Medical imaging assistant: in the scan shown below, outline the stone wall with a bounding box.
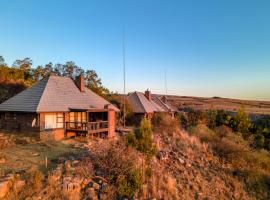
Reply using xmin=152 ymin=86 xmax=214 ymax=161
xmin=107 ymin=109 xmax=116 ymax=139
xmin=39 ymin=112 xmax=65 ymax=141
xmin=0 ymin=112 xmax=40 ymax=133
xmin=40 ymin=129 xmax=65 ymax=141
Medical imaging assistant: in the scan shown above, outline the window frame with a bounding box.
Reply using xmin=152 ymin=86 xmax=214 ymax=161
xmin=44 ymin=113 xmax=64 ymax=130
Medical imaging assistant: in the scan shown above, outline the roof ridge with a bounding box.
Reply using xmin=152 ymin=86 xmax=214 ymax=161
xmin=36 ymin=76 xmax=51 ymax=112
xmin=134 ymin=92 xmax=148 ymax=113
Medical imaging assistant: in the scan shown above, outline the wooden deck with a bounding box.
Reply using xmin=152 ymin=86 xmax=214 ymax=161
xmin=65 ymin=121 xmax=109 ymax=136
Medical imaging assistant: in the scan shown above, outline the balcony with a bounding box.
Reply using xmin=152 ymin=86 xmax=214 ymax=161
xmin=65 ymin=121 xmax=108 ymax=133
xmin=66 ymin=122 xmax=88 ymax=131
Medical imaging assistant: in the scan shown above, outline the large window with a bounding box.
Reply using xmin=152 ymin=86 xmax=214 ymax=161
xmin=69 ymin=112 xmax=87 ymax=122
xmin=45 ymin=113 xmax=64 ymax=129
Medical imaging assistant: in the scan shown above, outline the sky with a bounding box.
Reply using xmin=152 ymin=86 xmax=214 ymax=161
xmin=0 ymin=0 xmax=269 ymax=100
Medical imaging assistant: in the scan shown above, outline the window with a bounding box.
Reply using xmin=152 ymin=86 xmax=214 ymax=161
xmin=4 ymin=112 xmax=11 ymax=120
xmin=69 ymin=112 xmax=75 ymax=122
xmin=82 ymin=112 xmax=86 ymax=122
xmin=45 ymin=113 xmax=64 ymax=129
xmin=13 ymin=113 xmax=17 ymax=120
xmin=56 ymin=113 xmax=64 ymax=128
xmin=69 ymin=112 xmax=87 ymax=122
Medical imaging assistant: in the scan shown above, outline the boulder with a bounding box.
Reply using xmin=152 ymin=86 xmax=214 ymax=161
xmin=0 ymin=157 xmax=6 ymax=164
xmin=0 ymin=180 xmax=12 ymax=198
xmin=13 ymin=180 xmax=26 ymax=193
xmin=92 ymin=182 xmax=100 ymax=190
xmin=178 ymin=157 xmax=185 ymax=164
xmin=86 ymin=188 xmax=98 ymax=200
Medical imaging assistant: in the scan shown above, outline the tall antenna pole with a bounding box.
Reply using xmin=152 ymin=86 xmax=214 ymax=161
xmin=165 ymin=68 xmax=168 ymax=95
xmin=123 ymin=26 xmax=126 ymax=127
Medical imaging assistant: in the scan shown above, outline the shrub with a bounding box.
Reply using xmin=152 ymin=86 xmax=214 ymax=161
xmin=188 ymin=124 xmax=217 ymax=143
xmin=186 ymin=109 xmax=205 ymax=127
xmin=92 ymin=140 xmax=142 ymax=198
xmin=30 ymin=170 xmax=45 ymax=191
xmin=153 ymin=114 xmax=180 ymax=135
xmin=216 ymin=110 xmax=232 ymax=126
xmin=205 ymin=110 xmax=217 ymax=129
xmin=126 ymin=117 xmax=157 ymax=158
xmin=234 ymin=106 xmax=252 ymax=135
xmin=215 ymin=125 xmax=231 ymax=139
xmin=176 ymin=112 xmax=188 ymax=129
xmin=254 ymin=134 xmax=265 ymax=149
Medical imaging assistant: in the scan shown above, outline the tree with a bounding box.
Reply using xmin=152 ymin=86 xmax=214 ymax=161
xmin=85 ymin=69 xmax=109 ymax=95
xmin=234 ymin=106 xmax=252 ymax=135
xmin=33 ymin=65 xmax=44 ymax=81
xmin=126 ymin=117 xmax=157 ymax=158
xmin=43 ymin=62 xmax=53 ymax=78
xmin=12 ymin=58 xmax=32 ymax=72
xmin=0 ymin=56 xmax=5 ymax=66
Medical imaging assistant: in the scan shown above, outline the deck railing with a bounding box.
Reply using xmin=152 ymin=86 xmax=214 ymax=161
xmin=88 ymin=121 xmax=108 ymax=130
xmin=66 ymin=122 xmax=88 ymax=131
xmin=65 ymin=121 xmax=108 ymax=131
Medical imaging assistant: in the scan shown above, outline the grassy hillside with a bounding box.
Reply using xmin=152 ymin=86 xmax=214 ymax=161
xmin=166 ymin=95 xmax=270 ymax=114
xmin=1 ymin=114 xmax=270 ymax=199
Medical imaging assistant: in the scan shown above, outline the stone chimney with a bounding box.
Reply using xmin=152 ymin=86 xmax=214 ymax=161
xmin=75 ymin=74 xmax=85 ymax=92
xmin=144 ymin=89 xmax=151 ymax=101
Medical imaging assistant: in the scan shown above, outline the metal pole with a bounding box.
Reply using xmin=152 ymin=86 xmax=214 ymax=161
xmin=165 ymin=68 xmax=168 ymax=95
xmin=123 ymin=26 xmax=126 ymax=127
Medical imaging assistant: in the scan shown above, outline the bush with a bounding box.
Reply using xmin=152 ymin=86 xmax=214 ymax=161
xmin=234 ymin=107 xmax=252 ymax=136
xmin=254 ymin=134 xmax=265 ymax=149
xmin=30 ymin=170 xmax=45 ymax=191
xmin=186 ymin=109 xmax=205 ymax=127
xmin=205 ymin=110 xmax=217 ymax=129
xmin=126 ymin=117 xmax=157 ymax=158
xmin=92 ymin=140 xmax=142 ymax=198
xmin=176 ymin=112 xmax=188 ymax=129
xmin=188 ymin=124 xmax=217 ymax=143
xmin=216 ymin=110 xmax=232 ymax=126
xmin=153 ymin=113 xmax=180 ymax=135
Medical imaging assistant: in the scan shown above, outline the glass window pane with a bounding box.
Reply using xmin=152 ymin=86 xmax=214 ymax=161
xmin=82 ymin=112 xmax=86 ymax=122
xmin=70 ymin=112 xmax=75 ymax=122
xmin=45 ymin=114 xmax=55 ymax=129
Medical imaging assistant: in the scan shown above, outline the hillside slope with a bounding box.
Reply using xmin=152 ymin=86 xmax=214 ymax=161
xmin=142 ymin=121 xmax=254 ymax=199
xmin=165 ymin=95 xmax=270 ymax=114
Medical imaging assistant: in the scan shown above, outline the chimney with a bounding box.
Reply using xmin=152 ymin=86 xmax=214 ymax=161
xmin=144 ymin=89 xmax=151 ymax=101
xmin=75 ymin=74 xmax=85 ymax=92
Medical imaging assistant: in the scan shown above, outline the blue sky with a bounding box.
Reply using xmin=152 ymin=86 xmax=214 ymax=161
xmin=0 ymin=0 xmax=269 ymax=100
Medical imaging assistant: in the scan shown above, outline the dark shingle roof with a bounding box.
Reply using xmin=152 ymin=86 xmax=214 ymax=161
xmin=0 ymin=75 xmax=119 ymax=112
xmin=127 ymin=91 xmax=175 ymax=114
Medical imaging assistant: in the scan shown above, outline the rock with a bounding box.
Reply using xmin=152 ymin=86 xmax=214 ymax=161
xmin=13 ymin=180 xmax=26 ymax=192
xmin=48 ymin=169 xmax=62 ymax=185
xmin=72 ymin=160 xmax=80 ymax=165
xmin=65 ymin=160 xmax=72 ymax=171
xmin=92 ymin=182 xmax=100 ymax=190
xmin=86 ymin=188 xmax=98 ymax=200
xmin=0 ymin=180 xmax=12 ymax=198
xmin=0 ymin=157 xmax=6 ymax=164
xmin=178 ymin=157 xmax=185 ymax=164
xmin=82 ymin=178 xmax=93 ymax=188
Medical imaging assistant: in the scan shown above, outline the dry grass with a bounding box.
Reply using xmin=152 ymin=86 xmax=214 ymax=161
xmin=144 ymin=116 xmax=254 ymax=199
xmin=0 ymin=132 xmax=84 ymax=176
xmin=167 ymin=95 xmax=270 ymax=114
